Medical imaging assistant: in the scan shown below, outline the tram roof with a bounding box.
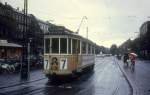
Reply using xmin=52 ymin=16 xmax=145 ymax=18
xmin=44 ymin=30 xmax=96 ymax=45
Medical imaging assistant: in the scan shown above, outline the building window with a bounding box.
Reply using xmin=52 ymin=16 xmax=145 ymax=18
xmin=60 ymin=38 xmax=67 ymax=54
xmin=52 ymin=38 xmax=59 ymax=53
xmin=45 ymin=38 xmax=50 ymax=53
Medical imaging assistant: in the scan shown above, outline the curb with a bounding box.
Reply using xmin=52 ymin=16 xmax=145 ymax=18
xmin=115 ymin=58 xmax=139 ymax=95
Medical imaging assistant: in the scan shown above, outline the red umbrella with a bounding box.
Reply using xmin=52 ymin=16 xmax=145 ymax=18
xmin=129 ymin=52 xmax=138 ymax=57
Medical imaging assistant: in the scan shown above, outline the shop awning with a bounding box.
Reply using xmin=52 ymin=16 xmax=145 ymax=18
xmin=0 ymin=41 xmax=22 ymax=48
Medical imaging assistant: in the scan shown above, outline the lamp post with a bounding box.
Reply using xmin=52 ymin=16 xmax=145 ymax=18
xmin=20 ymin=0 xmax=29 ymax=80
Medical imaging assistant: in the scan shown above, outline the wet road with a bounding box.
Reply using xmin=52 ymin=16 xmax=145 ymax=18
xmin=0 ymin=57 xmax=132 ymax=95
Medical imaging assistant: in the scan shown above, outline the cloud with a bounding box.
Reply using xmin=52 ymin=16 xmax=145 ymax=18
xmin=3 ymin=0 xmax=150 ymax=47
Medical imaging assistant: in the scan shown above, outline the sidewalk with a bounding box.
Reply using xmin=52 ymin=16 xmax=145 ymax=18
xmin=0 ymin=69 xmax=45 ymax=88
xmin=117 ymin=58 xmax=150 ymax=95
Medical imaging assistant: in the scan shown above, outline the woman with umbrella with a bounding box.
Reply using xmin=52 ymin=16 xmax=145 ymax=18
xmin=129 ymin=52 xmax=137 ymax=70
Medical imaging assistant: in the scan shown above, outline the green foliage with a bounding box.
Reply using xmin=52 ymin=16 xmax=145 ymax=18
xmin=110 ymin=44 xmax=119 ymax=55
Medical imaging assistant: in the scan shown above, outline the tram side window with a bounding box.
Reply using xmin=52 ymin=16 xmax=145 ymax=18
xmin=92 ymin=46 xmax=95 ymax=54
xmin=52 ymin=38 xmax=59 ymax=53
xmin=82 ymin=42 xmax=86 ymax=54
xmin=78 ymin=40 xmax=80 ymax=54
xmin=60 ymin=38 xmax=67 ymax=54
xmin=68 ymin=38 xmax=71 ymax=54
xmin=45 ymin=38 xmax=50 ymax=53
xmin=72 ymin=39 xmax=77 ymax=54
xmin=88 ymin=44 xmax=91 ymax=54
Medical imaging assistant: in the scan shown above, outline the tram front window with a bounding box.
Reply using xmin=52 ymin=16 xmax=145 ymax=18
xmin=52 ymin=38 xmax=59 ymax=53
xmin=45 ymin=38 xmax=50 ymax=53
xmin=60 ymin=38 xmax=67 ymax=54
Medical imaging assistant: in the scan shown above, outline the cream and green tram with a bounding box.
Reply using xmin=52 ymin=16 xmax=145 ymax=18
xmin=44 ymin=33 xmax=95 ymax=80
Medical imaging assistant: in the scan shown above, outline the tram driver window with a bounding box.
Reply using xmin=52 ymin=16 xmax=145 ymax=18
xmin=45 ymin=38 xmax=50 ymax=53
xmin=52 ymin=38 xmax=59 ymax=53
xmin=60 ymin=38 xmax=67 ymax=54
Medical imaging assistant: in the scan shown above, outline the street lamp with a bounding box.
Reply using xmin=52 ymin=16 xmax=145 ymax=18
xmin=20 ymin=0 xmax=29 ymax=80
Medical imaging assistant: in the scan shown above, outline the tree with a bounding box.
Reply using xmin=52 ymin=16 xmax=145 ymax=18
xmin=110 ymin=44 xmax=118 ymax=55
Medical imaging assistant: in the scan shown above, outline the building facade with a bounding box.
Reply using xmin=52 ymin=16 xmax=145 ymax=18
xmin=0 ymin=2 xmax=43 ymax=60
xmin=139 ymin=21 xmax=150 ymax=59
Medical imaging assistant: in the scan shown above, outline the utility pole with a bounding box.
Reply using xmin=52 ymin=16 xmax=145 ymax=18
xmin=86 ymin=27 xmax=88 ymax=39
xmin=20 ymin=0 xmax=29 ymax=80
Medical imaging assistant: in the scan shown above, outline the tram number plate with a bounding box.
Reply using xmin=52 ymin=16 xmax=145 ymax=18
xmin=60 ymin=58 xmax=67 ymax=70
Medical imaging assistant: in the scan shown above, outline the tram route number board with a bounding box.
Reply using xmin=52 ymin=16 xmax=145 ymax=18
xmin=60 ymin=58 xmax=67 ymax=70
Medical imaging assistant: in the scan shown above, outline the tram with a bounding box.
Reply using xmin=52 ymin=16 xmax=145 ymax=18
xmin=44 ymin=30 xmax=95 ymax=80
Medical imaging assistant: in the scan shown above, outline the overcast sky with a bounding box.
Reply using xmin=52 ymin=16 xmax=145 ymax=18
xmin=2 ymin=0 xmax=150 ymax=47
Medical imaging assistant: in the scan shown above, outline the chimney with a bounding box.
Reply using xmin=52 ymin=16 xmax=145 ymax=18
xmin=16 ymin=7 xmax=19 ymax=11
xmin=5 ymin=2 xmax=7 ymax=5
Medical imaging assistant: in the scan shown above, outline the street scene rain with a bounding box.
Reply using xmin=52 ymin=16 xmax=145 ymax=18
xmin=0 ymin=0 xmax=150 ymax=95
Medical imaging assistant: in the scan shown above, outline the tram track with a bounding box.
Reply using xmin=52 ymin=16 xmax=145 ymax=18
xmin=0 ymin=57 xmax=133 ymax=95
xmin=0 ymin=77 xmax=47 ymax=90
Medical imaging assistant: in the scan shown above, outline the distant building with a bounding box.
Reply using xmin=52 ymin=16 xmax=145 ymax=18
xmin=140 ymin=21 xmax=150 ymax=36
xmin=38 ymin=20 xmax=49 ymax=34
xmin=0 ymin=2 xmax=31 ymax=43
xmin=139 ymin=21 xmax=150 ymax=59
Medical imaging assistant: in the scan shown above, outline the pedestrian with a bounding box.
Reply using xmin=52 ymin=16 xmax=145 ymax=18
xmin=123 ymin=53 xmax=129 ymax=66
xmin=129 ymin=53 xmax=136 ymax=70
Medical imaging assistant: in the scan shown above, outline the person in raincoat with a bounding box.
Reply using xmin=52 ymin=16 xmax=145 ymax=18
xmin=123 ymin=53 xmax=129 ymax=66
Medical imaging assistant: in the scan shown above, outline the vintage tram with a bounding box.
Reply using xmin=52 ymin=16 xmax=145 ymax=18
xmin=44 ymin=30 xmax=95 ymax=80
